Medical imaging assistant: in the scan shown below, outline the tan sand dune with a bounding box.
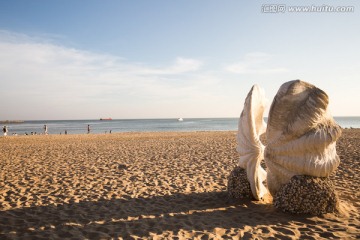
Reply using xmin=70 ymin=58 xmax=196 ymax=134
xmin=0 ymin=130 xmax=359 ymax=239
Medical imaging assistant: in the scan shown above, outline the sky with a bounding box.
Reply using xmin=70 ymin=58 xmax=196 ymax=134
xmin=0 ymin=0 xmax=359 ymax=120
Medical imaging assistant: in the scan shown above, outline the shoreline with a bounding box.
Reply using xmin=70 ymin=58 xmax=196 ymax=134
xmin=1 ymin=129 xmax=239 ymax=135
xmin=1 ymin=130 xmax=359 ymax=238
xmin=2 ymin=128 xmax=360 ymax=137
xmin=2 ymin=117 xmax=360 ymax=136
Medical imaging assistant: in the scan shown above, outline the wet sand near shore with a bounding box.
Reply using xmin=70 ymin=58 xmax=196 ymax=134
xmin=0 ymin=130 xmax=359 ymax=239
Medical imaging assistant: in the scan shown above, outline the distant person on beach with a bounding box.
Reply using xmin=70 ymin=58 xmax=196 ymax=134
xmin=3 ymin=126 xmax=8 ymax=136
xmin=65 ymin=130 xmax=67 ymax=135
xmin=44 ymin=124 xmax=48 ymax=135
xmin=87 ymin=125 xmax=90 ymax=134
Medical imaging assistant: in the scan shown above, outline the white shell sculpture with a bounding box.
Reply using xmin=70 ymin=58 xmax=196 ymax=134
xmin=237 ymin=84 xmax=268 ymax=200
xmin=265 ymin=80 xmax=342 ymax=196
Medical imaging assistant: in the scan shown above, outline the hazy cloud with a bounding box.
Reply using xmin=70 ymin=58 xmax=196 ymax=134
xmin=134 ymin=57 xmax=203 ymax=75
xmin=0 ymin=30 xmax=224 ymax=119
xmin=225 ymin=52 xmax=289 ymax=74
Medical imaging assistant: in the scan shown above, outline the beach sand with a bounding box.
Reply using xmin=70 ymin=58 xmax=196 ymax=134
xmin=0 ymin=130 xmax=359 ymax=239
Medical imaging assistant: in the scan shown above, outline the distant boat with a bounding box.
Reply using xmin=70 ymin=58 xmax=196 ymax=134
xmin=100 ymin=118 xmax=112 ymax=120
xmin=177 ymin=118 xmax=184 ymax=121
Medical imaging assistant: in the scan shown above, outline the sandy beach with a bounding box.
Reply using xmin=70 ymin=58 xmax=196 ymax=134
xmin=0 ymin=130 xmax=359 ymax=239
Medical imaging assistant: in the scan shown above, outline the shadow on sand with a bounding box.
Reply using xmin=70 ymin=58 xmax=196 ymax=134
xmin=0 ymin=191 xmax=317 ymax=239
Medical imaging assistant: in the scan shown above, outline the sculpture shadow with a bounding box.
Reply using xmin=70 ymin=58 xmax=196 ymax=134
xmin=0 ymin=191 xmax=315 ymax=239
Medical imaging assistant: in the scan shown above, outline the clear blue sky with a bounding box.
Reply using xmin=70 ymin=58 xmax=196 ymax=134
xmin=0 ymin=0 xmax=359 ymax=120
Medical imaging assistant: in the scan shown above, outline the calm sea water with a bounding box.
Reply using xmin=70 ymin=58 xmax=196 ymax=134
xmin=3 ymin=117 xmax=360 ymax=135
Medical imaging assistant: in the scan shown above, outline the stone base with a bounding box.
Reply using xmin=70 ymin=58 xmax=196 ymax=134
xmin=227 ymin=166 xmax=253 ymax=199
xmin=274 ymin=175 xmax=339 ymax=215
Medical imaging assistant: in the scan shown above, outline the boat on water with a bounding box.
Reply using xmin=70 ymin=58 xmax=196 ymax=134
xmin=100 ymin=118 xmax=112 ymax=121
xmin=177 ymin=118 xmax=184 ymax=121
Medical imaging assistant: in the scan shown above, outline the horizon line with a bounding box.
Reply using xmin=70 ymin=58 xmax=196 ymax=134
xmin=1 ymin=116 xmax=360 ymax=122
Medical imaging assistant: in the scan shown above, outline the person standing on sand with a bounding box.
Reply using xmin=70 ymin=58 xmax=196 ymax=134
xmin=3 ymin=125 xmax=8 ymax=136
xmin=87 ymin=124 xmax=90 ymax=134
xmin=44 ymin=124 xmax=48 ymax=135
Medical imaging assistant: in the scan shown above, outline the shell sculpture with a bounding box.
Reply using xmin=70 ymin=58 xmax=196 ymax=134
xmin=265 ymin=80 xmax=342 ymax=196
xmin=236 ymin=84 xmax=268 ymax=200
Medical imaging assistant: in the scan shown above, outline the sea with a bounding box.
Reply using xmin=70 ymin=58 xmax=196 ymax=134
xmin=2 ymin=117 xmax=360 ymax=135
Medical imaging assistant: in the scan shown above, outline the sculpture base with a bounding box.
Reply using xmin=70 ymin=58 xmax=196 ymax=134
xmin=274 ymin=175 xmax=339 ymax=215
xmin=227 ymin=166 xmax=253 ymax=199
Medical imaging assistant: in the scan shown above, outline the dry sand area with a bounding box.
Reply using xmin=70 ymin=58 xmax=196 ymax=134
xmin=0 ymin=130 xmax=359 ymax=239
